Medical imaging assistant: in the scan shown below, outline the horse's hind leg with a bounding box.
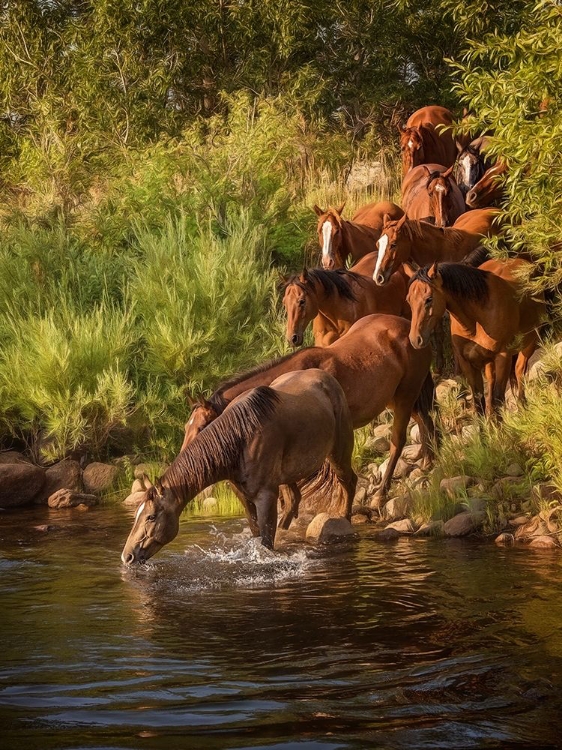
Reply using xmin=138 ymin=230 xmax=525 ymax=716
xmin=254 ymin=488 xmax=279 ymax=550
xmin=491 ymin=352 xmax=512 ymax=414
xmin=278 ymin=483 xmax=301 ymax=529
xmin=514 ymin=335 xmax=539 ymax=403
xmin=411 ymin=372 xmax=438 ymax=467
xmin=372 ymin=399 xmax=410 ymax=508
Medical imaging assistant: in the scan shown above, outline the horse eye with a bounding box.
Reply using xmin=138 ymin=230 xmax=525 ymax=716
xmin=146 ymin=514 xmax=156 ymax=522
xmin=425 ymin=297 xmax=433 ymax=307
xmin=298 ymin=299 xmax=305 ymax=306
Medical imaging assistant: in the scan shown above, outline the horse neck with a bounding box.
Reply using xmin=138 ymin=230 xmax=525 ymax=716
xmin=340 ymin=219 xmax=376 ymax=261
xmin=313 ymin=279 xmax=355 ymax=326
xmin=162 ymin=441 xmax=232 ymax=510
xmin=441 ymin=286 xmax=488 ymax=331
xmin=405 ymin=222 xmax=456 ymax=264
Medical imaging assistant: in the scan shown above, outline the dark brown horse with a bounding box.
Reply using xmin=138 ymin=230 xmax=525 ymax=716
xmin=282 ymin=267 xmax=408 ymax=347
xmin=405 ymin=260 xmax=545 ymax=416
xmin=400 ymin=106 xmax=457 ymax=176
xmin=122 ymin=369 xmax=356 ymax=561
xmin=182 ymin=314 xmax=437 ymax=504
xmin=465 ymin=160 xmax=508 ymax=209
xmin=401 ymin=163 xmax=465 ymax=227
xmin=314 ymin=201 xmax=404 ymax=269
xmin=372 ymin=209 xmax=501 ymax=287
xmin=454 ymin=136 xmax=494 ymax=197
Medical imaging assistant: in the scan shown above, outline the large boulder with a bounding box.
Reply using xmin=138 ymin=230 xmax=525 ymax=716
xmin=37 ymin=459 xmax=82 ymax=504
xmin=381 ymin=495 xmax=412 ymax=521
xmin=123 ymin=490 xmax=146 ymax=507
xmin=47 ymin=489 xmax=98 ymax=509
xmin=0 ymin=450 xmax=29 ymax=464
xmin=305 ymin=513 xmax=355 ymax=544
xmin=385 ymin=518 xmax=415 ymax=534
xmin=443 ymin=510 xmax=486 ymax=537
xmin=83 ymin=462 xmax=121 ymax=494
xmin=440 ymin=475 xmax=475 ymax=498
xmin=0 ymin=464 xmax=46 ymax=508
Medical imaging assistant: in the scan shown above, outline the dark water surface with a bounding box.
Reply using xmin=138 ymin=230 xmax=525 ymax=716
xmin=1 ymin=505 xmax=562 ymax=749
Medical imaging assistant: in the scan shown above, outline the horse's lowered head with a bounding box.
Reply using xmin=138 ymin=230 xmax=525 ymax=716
xmin=423 ymin=165 xmax=455 ymax=228
xmin=373 ymin=212 xmax=408 ymax=286
xmin=282 ymin=269 xmax=318 ymax=347
xmin=404 ymin=262 xmax=446 ymax=349
xmin=121 ymin=478 xmax=181 ymax=565
xmin=181 ymin=396 xmax=220 ymax=450
xmin=465 ymin=161 xmax=507 ymax=209
xmin=400 ymin=126 xmax=424 ymax=174
xmin=313 ymin=203 xmax=346 ymax=269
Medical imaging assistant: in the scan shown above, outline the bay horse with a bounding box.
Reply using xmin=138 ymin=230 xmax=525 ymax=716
xmin=122 ymin=369 xmax=357 ymax=561
xmin=314 ymin=201 xmax=404 ymax=269
xmin=405 ymin=260 xmax=545 ymax=416
xmin=182 ymin=314 xmax=437 ymax=504
xmin=372 ymin=208 xmax=501 ymax=287
xmin=282 ymin=267 xmax=408 ymax=347
xmin=400 ymin=106 xmax=457 ymax=176
xmin=401 ymin=163 xmax=465 ymax=227
xmin=465 ymin=160 xmax=508 ymax=209
xmin=454 ymin=136 xmax=494 ymax=197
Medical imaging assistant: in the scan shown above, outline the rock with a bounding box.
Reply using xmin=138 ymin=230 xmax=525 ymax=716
xmin=443 ymin=510 xmax=486 ymax=537
xmin=366 ymin=436 xmax=390 ymax=455
xmin=367 ymin=463 xmax=380 ymax=479
xmin=532 ymin=483 xmax=562 ymax=504
xmin=410 ymin=423 xmax=420 ymax=443
xmin=439 ymin=475 xmax=475 ymax=498
xmin=33 ymin=524 xmax=58 ymax=532
xmin=381 ymin=495 xmax=411 ymax=521
xmin=37 ymin=459 xmax=82 ymax=504
xmin=378 ymin=457 xmax=412 ymax=481
xmin=353 ymin=487 xmax=367 ymax=505
xmin=465 ymin=497 xmax=488 ymax=514
xmin=123 ymin=490 xmax=146 ymax=507
xmin=514 ymin=516 xmax=549 ymax=541
xmin=461 ymin=424 xmax=479 ymax=441
xmin=386 ymin=518 xmax=415 ymax=534
xmin=0 ymin=450 xmax=29 ymax=464
xmin=372 ymin=423 xmax=392 ymax=441
xmin=0 ymin=464 xmax=46 ymax=508
xmin=401 ymin=444 xmax=422 ymax=462
xmin=306 ymin=513 xmax=355 ymax=543
xmin=369 ymin=527 xmax=400 ymax=542
xmin=495 ymin=532 xmax=515 ymax=546
xmin=508 ymin=515 xmax=530 ymax=527
xmin=492 ymin=476 xmax=527 ymax=500
xmin=415 ymin=520 xmax=444 ymax=536
xmin=47 ymin=489 xmax=98 ymax=509
xmin=202 ymin=496 xmax=218 ymax=511
xmin=131 ymin=478 xmax=145 ymax=494
xmin=540 ymin=505 xmax=562 ymax=533
xmin=351 ymin=513 xmax=370 ymax=525
xmin=436 ymin=378 xmax=459 ymax=401
xmin=345 ymin=160 xmax=383 ymax=191
xmin=351 ymin=504 xmax=372 ymax=518
xmin=83 ymin=462 xmax=121 ymax=494
xmin=528 ymin=535 xmax=558 ymax=549
xmin=289 ymin=512 xmax=315 ymax=532
xmin=506 ymin=462 xmax=523 ymax=478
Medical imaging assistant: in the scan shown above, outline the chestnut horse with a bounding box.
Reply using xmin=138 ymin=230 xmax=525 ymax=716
xmin=400 ymin=106 xmax=457 ymax=176
xmin=282 ymin=267 xmax=408 ymax=347
xmin=372 ymin=208 xmax=501 ymax=287
xmin=314 ymin=201 xmax=404 ymax=269
xmin=182 ymin=314 xmax=437 ymax=503
xmin=454 ymin=136 xmax=494 ymax=197
xmin=466 ymin=161 xmax=508 ymax=209
xmin=121 ymin=370 xmax=356 ymax=560
xmin=405 ymin=260 xmax=545 ymax=416
xmin=401 ymin=163 xmax=465 ymax=227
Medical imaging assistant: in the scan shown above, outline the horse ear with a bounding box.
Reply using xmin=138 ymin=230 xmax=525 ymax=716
xmin=300 ymin=267 xmax=309 ymax=282
xmin=422 ymin=165 xmax=431 ymax=176
xmin=313 ymin=204 xmax=324 ymax=216
xmin=335 ymin=202 xmax=346 ymax=216
xmin=397 ymin=213 xmax=407 ymax=226
xmin=382 ymin=212 xmax=391 ymax=226
xmin=442 ymin=165 xmax=454 ymax=179
xmin=456 ymin=139 xmax=465 ymax=154
xmin=142 ymin=473 xmax=154 ymax=490
xmin=402 ymin=261 xmax=418 ymax=279
xmin=186 ymin=393 xmax=197 ymax=408
xmin=154 ymin=477 xmax=164 ymax=497
xmin=427 ymin=263 xmax=439 ymax=280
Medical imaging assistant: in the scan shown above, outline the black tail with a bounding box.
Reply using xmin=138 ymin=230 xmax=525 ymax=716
xmin=461 ymin=245 xmax=490 ymax=267
xmin=413 ymin=371 xmax=441 ymax=453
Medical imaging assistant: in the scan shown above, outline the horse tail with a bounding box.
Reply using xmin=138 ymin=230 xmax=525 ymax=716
xmin=461 ymin=245 xmax=489 ymax=267
xmin=413 ymin=370 xmax=441 ymax=453
xmin=297 ymin=461 xmax=351 ymax=519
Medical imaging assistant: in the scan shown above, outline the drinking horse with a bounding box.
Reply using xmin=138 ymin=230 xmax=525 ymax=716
xmin=182 ymin=314 xmax=437 ymax=504
xmin=401 ymin=163 xmax=465 ymax=227
xmin=405 ymin=260 xmax=545 ymax=416
xmin=122 ymin=369 xmax=356 ymax=561
xmin=314 ymin=201 xmax=403 ymax=269
xmin=282 ymin=267 xmax=408 ymax=347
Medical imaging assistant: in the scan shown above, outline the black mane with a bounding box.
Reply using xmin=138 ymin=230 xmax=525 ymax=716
xmin=286 ymin=268 xmax=358 ymax=302
xmin=411 ymin=262 xmax=490 ymax=303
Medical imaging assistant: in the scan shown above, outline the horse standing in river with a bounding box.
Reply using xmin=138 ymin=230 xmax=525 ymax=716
xmin=182 ymin=314 xmax=437 ymax=504
xmin=400 ymin=106 xmax=458 ymax=176
xmin=122 ymin=370 xmax=357 ymax=561
xmin=314 ymin=201 xmax=404 ymax=269
xmin=282 ymin=267 xmax=408 ymax=347
xmin=405 ymin=260 xmax=545 ymax=416
xmin=401 ymin=163 xmax=465 ymax=227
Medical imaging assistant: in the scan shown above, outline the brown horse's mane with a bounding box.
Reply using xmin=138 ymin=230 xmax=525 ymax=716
xmin=286 ymin=269 xmax=359 ymax=302
xmin=166 ymin=387 xmax=280 ymax=500
xmin=411 ymin=263 xmax=490 ymax=303
xmin=402 ymin=219 xmax=464 ymax=246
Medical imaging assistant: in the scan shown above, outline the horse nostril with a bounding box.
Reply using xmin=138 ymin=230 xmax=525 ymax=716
xmin=123 ymin=552 xmax=135 ymax=565
xmin=417 ymin=336 xmax=424 ymax=348
xmin=291 ymin=334 xmax=300 ymax=345
xmin=375 ymin=274 xmax=385 ymax=286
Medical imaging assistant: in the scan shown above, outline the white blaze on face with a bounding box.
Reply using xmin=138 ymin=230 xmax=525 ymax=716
xmin=407 ymin=139 xmax=413 ymax=149
xmin=135 ymin=501 xmax=146 ymax=523
xmin=321 ymin=220 xmax=333 ymax=260
xmin=460 ymin=154 xmax=472 ymax=187
xmin=434 ymin=183 xmax=446 ymax=193
xmin=375 ymin=233 xmax=389 ymax=280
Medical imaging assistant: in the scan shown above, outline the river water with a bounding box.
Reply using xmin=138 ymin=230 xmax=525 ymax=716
xmin=1 ymin=505 xmax=561 ymax=749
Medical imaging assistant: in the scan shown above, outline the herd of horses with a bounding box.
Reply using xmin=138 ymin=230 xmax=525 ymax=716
xmin=122 ymin=105 xmax=545 ymax=566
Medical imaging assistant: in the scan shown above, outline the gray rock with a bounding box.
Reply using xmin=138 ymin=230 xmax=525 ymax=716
xmin=415 ymin=520 xmax=444 ymax=536
xmin=495 ymin=532 xmax=515 ymax=546
xmin=378 ymin=457 xmax=412 ymax=481
xmin=353 ymin=487 xmax=367 ymax=505
xmin=443 ymin=510 xmax=486 ymax=537
xmin=381 ymin=495 xmax=411 ymax=521
xmin=465 ymin=497 xmax=488 ymax=514
xmin=38 ymin=459 xmax=82 ymax=504
xmin=386 ymin=518 xmax=415 ymax=534
xmin=0 ymin=464 xmax=46 ymax=508
xmin=83 ymin=462 xmax=121 ymax=494
xmin=123 ymin=490 xmax=146 ymax=507
xmin=401 ymin=444 xmax=422 ymax=461
xmin=351 ymin=504 xmax=372 ymax=518
xmin=369 ymin=527 xmax=400 ymax=542
xmin=492 ymin=476 xmax=527 ymax=500
xmin=131 ymin=478 xmax=145 ymax=494
xmin=365 ymin=436 xmax=390 ymax=455
xmin=306 ymin=513 xmax=355 ymax=543
xmin=439 ymin=475 xmax=475 ymax=498
xmin=506 ymin=462 xmax=523 ymax=478
xmin=409 ymin=423 xmax=420 ymax=444
xmin=372 ymin=423 xmax=392 ymax=441
xmin=351 ymin=513 xmax=370 ymax=525
xmin=436 ymin=378 xmax=460 ymax=402
xmin=47 ymin=489 xmax=98 ymax=509
xmin=0 ymin=450 xmax=29 ymax=464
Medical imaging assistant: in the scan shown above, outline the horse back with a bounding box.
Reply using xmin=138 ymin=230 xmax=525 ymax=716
xmin=351 ymin=200 xmax=404 ymax=230
xmin=406 ymin=106 xmax=454 ymax=128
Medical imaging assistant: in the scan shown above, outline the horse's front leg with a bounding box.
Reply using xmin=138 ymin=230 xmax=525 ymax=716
xmin=228 ymin=481 xmax=259 ymax=537
xmin=455 ymin=349 xmax=485 ymax=415
xmin=492 ymin=351 xmax=512 ymax=414
xmin=254 ymin=488 xmax=280 ymax=549
xmin=372 ymin=400 xmax=410 ymax=508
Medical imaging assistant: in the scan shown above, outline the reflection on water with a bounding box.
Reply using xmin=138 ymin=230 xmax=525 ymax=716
xmin=1 ymin=505 xmax=562 ymax=749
